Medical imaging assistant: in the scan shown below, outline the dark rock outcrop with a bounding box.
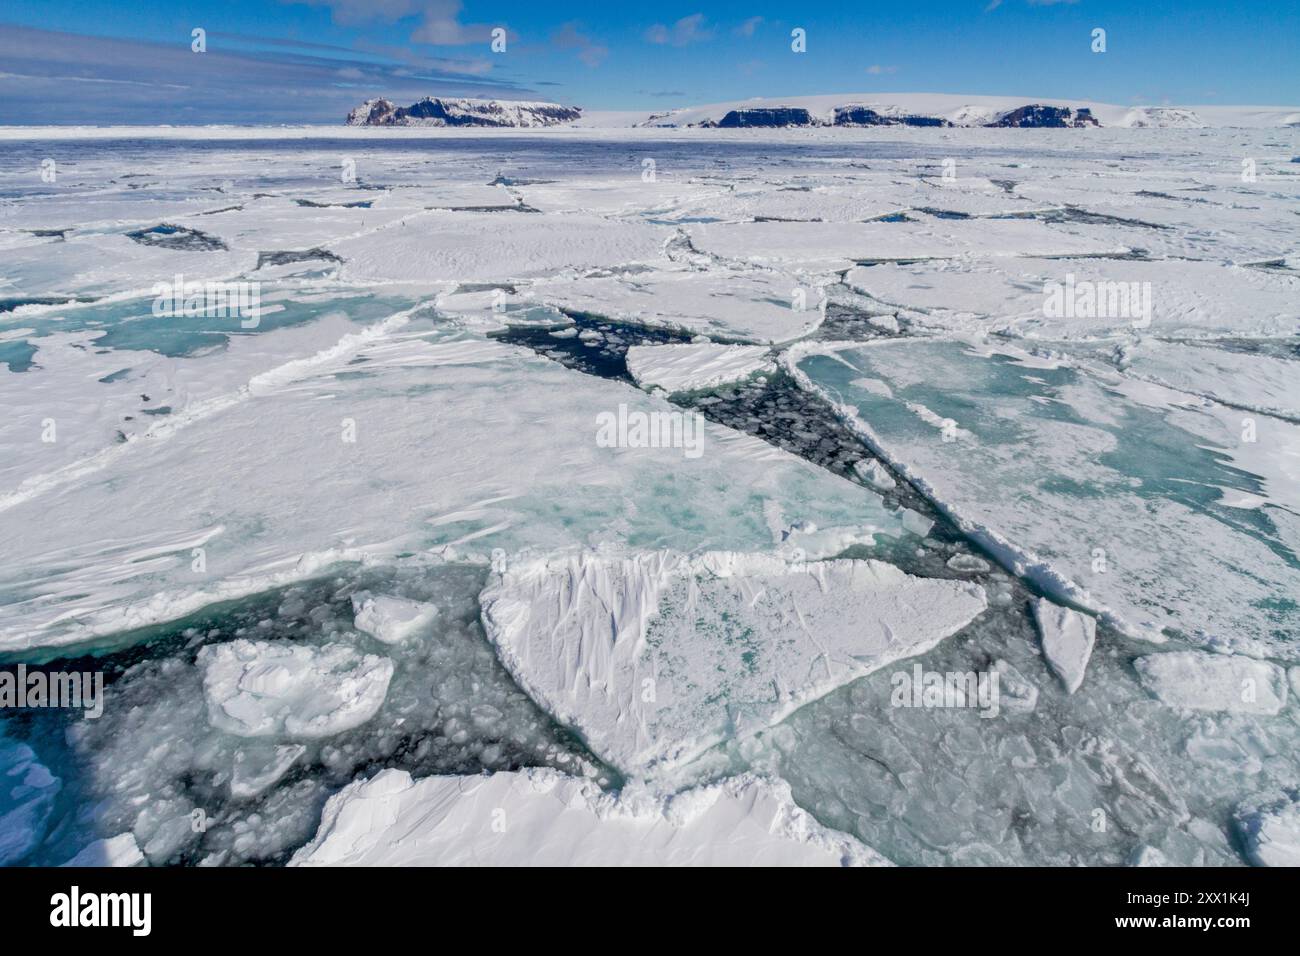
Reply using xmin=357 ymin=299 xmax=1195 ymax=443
xmin=989 ymin=104 xmax=1098 ymax=128
xmin=708 ymin=108 xmax=816 ymax=128
xmin=834 ymin=106 xmax=950 ymax=127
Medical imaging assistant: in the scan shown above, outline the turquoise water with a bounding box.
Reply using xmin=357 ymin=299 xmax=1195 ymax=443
xmin=0 ymin=292 xmax=420 ymax=370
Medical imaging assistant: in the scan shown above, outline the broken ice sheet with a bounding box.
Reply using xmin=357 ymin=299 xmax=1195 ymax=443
xmin=685 ymin=217 xmax=1128 ymax=272
xmin=0 ymin=320 xmax=903 ymax=654
xmin=845 ymin=257 xmax=1300 ymax=340
xmin=11 ymin=564 xmax=601 ymax=866
xmin=793 ymin=339 xmax=1300 ymax=656
xmin=480 ymin=549 xmax=986 ymax=781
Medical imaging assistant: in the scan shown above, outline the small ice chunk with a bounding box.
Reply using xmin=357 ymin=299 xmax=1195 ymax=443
xmin=230 ymin=743 xmax=308 ymax=798
xmin=946 ymin=553 xmax=990 ymax=574
xmin=899 ymin=509 xmax=933 ymax=538
xmin=993 ymin=659 xmax=1038 ymax=713
xmin=1133 ymin=651 xmax=1287 ymax=714
xmin=1129 ymin=844 xmax=1171 ymax=867
xmin=1032 ymin=598 xmax=1097 ymax=694
xmin=199 ymin=639 xmax=394 ymax=739
xmin=853 ymin=458 xmax=896 ymax=492
xmin=1232 ymin=790 xmax=1300 ymax=867
xmin=60 ymin=833 xmax=145 ymax=868
xmin=351 ymin=593 xmax=439 ymax=644
xmin=290 ymin=768 xmax=887 ymax=867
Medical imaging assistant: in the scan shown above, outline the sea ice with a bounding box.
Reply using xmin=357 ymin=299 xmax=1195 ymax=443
xmin=625 ymin=342 xmax=773 ymax=394
xmin=1133 ymin=652 xmax=1288 ymax=715
xmin=59 ymin=833 xmax=145 ymax=868
xmin=526 ymin=269 xmax=828 ymax=344
xmin=198 ymin=639 xmax=394 ymax=739
xmin=1032 ymin=598 xmax=1097 ymax=694
xmin=792 ymin=339 xmax=1300 ymax=655
xmin=290 ymin=767 xmax=886 ymax=866
xmin=351 ymin=593 xmax=439 ymax=644
xmin=0 ymin=733 xmax=61 ymax=866
xmin=1232 ymin=790 xmax=1300 ymax=867
xmin=853 ymin=458 xmax=897 ymax=491
xmin=0 ymin=318 xmax=900 ymax=654
xmin=480 ymin=549 xmax=986 ymax=779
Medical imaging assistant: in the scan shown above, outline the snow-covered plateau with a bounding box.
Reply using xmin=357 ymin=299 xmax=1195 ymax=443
xmin=0 ymin=117 xmax=1297 ymax=867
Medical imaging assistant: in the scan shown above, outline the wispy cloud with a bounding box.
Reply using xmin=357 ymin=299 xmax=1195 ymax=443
xmin=285 ymin=1 xmax=504 ymax=46
xmin=866 ymin=64 xmax=898 ymax=75
xmin=735 ymin=16 xmax=764 ymax=38
xmin=551 ymin=22 xmax=608 ymax=68
xmin=645 ymin=14 xmax=714 ymax=47
xmin=0 ymin=24 xmax=532 ymax=123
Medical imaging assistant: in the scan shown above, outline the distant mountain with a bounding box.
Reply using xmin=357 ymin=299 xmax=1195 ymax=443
xmin=626 ymin=94 xmax=1300 ymax=130
xmin=347 ymin=97 xmax=582 ymax=128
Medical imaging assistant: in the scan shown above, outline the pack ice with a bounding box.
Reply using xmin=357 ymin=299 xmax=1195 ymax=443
xmin=481 ymin=550 xmax=987 ymax=779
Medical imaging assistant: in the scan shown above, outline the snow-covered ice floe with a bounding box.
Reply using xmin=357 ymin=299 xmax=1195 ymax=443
xmin=481 ymin=549 xmax=986 ymax=779
xmin=625 ymin=342 xmax=773 ymax=394
xmin=351 ymin=593 xmax=440 ymax=645
xmin=525 ymin=270 xmax=829 ymax=344
xmin=290 ymin=768 xmax=886 ymax=866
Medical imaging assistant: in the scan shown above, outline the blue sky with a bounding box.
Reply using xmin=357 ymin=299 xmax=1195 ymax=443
xmin=1 ymin=1 xmax=1297 ymax=122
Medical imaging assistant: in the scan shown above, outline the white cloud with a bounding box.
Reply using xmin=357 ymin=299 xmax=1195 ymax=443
xmin=645 ymin=14 xmax=714 ymax=46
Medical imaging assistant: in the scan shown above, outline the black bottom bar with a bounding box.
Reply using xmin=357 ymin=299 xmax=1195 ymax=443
xmin=0 ymin=865 xmax=1278 ymax=942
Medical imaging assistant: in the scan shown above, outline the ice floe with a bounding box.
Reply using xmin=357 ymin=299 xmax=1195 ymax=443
xmin=1032 ymin=598 xmax=1097 ymax=694
xmin=1133 ymin=652 xmax=1288 ymax=715
xmin=198 ymin=639 xmax=394 ymax=739
xmin=480 ymin=549 xmax=986 ymax=779
xmin=351 ymin=593 xmax=439 ymax=644
xmin=625 ymin=342 xmax=773 ymax=394
xmin=526 ymin=270 xmax=828 ymax=344
xmin=290 ymin=767 xmax=886 ymax=866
